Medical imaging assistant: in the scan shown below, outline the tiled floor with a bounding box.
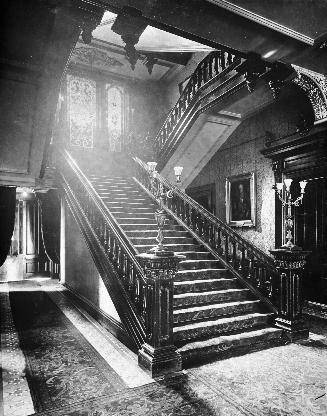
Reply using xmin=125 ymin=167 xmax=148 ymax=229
xmin=1 ymin=278 xmax=327 ymax=416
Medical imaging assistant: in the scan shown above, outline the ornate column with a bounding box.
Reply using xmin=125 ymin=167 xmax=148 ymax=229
xmin=270 ymin=248 xmax=311 ymax=341
xmin=136 ymin=252 xmax=185 ymax=378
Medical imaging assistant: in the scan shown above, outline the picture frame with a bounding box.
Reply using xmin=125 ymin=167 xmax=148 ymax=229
xmin=226 ymin=172 xmax=256 ymax=227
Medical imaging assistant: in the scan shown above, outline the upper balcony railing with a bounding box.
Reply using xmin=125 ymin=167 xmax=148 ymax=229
xmin=154 ymin=50 xmax=242 ymax=166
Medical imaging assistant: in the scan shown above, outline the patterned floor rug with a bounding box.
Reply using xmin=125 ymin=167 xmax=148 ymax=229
xmin=7 ymin=282 xmax=127 ymax=413
xmin=29 ymin=373 xmax=243 ymax=416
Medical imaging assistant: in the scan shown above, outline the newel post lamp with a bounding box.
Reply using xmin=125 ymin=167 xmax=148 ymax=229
xmin=136 ymin=162 xmax=185 ymax=377
xmin=270 ymin=178 xmax=311 ymax=341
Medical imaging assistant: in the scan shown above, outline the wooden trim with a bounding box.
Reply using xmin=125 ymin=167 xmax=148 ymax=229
xmin=62 ymin=282 xmax=136 ymax=351
xmin=207 ymin=0 xmax=314 ymax=45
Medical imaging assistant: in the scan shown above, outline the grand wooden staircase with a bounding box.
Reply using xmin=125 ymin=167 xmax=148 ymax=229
xmin=55 ymin=48 xmax=306 ymax=372
xmin=86 ymin=173 xmax=283 ymax=364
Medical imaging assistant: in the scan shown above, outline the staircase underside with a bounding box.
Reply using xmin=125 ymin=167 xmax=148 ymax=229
xmin=86 ymin=173 xmax=287 ymax=366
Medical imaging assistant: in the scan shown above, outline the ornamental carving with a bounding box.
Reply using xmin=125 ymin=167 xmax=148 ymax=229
xmin=71 ymin=46 xmax=124 ymax=69
xmin=292 ymin=65 xmax=327 ymax=121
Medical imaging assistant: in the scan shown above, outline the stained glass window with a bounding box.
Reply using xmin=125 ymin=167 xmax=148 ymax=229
xmin=67 ymin=75 xmax=96 ymax=149
xmin=106 ymin=85 xmax=123 ymax=152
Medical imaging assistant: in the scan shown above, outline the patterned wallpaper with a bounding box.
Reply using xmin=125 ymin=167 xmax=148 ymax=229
xmin=188 ymin=93 xmax=310 ymax=253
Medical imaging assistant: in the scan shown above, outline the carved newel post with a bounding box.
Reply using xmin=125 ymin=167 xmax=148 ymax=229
xmin=136 ymin=252 xmax=185 ymax=378
xmin=270 ymin=248 xmax=311 ymax=340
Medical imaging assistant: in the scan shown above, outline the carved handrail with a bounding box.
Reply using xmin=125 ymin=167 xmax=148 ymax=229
xmin=133 ymin=156 xmax=279 ymax=313
xmin=154 ymin=50 xmax=241 ymax=163
xmin=58 ymin=148 xmax=147 ymax=349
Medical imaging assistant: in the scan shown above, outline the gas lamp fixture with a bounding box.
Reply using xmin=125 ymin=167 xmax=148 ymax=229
xmin=274 ymin=178 xmax=307 ymax=250
xmin=146 ymin=162 xmax=183 ymax=255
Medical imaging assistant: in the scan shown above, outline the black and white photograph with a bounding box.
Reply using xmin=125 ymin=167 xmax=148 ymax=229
xmin=0 ymin=1 xmax=327 ymax=416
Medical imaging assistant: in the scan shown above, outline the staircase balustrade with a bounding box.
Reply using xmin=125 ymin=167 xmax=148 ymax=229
xmin=58 ymin=149 xmax=147 ymax=349
xmin=133 ymin=156 xmax=279 ymax=313
xmin=154 ymin=50 xmax=242 ymax=166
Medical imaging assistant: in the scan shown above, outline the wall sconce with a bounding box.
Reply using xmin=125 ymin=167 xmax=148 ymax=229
xmin=173 ymin=166 xmax=183 ymax=184
xmin=274 ymin=178 xmax=307 ymax=250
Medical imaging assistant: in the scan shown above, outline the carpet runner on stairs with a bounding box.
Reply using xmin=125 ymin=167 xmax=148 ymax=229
xmin=88 ymin=175 xmax=284 ymax=365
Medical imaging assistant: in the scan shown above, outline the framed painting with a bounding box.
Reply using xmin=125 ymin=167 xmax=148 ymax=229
xmin=226 ymin=172 xmax=256 ymax=227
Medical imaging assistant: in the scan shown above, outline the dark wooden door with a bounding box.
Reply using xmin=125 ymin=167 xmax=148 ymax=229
xmin=294 ymin=177 xmax=327 ymax=303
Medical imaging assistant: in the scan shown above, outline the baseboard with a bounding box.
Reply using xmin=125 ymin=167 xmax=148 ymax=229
xmin=62 ymin=282 xmax=137 ymax=352
xmin=304 ymin=301 xmax=327 ymax=320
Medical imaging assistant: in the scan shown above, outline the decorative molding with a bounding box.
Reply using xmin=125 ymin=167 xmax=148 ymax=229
xmin=292 ymin=65 xmax=327 ymax=121
xmin=62 ymin=282 xmax=135 ymax=351
xmin=71 ymin=46 xmax=124 ymax=68
xmin=207 ymin=0 xmax=314 ymax=45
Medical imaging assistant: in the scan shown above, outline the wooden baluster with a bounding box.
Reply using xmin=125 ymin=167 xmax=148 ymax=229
xmin=112 ymin=238 xmax=117 ymax=263
xmin=208 ymin=56 xmax=213 ymax=79
xmin=257 ymin=264 xmax=263 ymax=288
xmin=203 ymin=61 xmax=207 ymax=83
xmin=215 ymin=228 xmax=223 ymax=254
xmin=224 ymin=234 xmax=229 ymax=262
xmin=103 ymin=225 xmax=108 ymax=254
xmin=209 ymin=224 xmax=215 ymax=246
xmin=197 ymin=67 xmax=202 ymax=87
xmin=239 ymin=247 xmax=246 ymax=276
xmin=222 ymin=52 xmax=227 ymax=70
xmin=248 ymin=256 xmax=254 ymax=281
xmin=191 ymin=77 xmax=196 ymax=97
xmin=214 ymin=54 xmax=219 ymax=74
xmin=186 ymin=204 xmax=192 ymax=227
xmin=232 ymin=241 xmax=237 ymax=268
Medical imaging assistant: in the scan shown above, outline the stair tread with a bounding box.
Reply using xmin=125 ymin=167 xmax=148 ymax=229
xmin=174 ymin=300 xmax=260 ymax=314
xmin=173 ymin=312 xmax=273 ymax=332
xmin=177 ymin=268 xmax=227 ymax=274
xmin=177 ymin=327 xmax=282 ymax=352
xmin=174 ymin=288 xmax=249 ymax=299
xmin=135 ymin=243 xmax=198 ymax=247
xmin=174 ymin=278 xmax=230 ymax=285
xmin=180 ymin=259 xmax=220 ymax=264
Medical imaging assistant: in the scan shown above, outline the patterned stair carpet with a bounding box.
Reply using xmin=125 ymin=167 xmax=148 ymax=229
xmin=6 ymin=282 xmax=127 ymax=413
xmin=87 ymin=175 xmax=283 ymax=364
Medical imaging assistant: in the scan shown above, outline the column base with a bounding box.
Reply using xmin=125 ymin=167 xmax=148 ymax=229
xmin=138 ymin=343 xmax=182 ymax=378
xmin=275 ymin=317 xmax=309 ymax=341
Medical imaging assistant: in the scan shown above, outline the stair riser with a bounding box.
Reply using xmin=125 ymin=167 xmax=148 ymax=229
xmin=121 ymin=224 xmax=181 ymax=230
xmin=125 ymin=231 xmax=189 ymax=238
xmin=179 ymin=261 xmax=221 ymax=270
xmin=130 ymin=237 xmax=194 ymax=245
xmin=174 ymin=315 xmax=270 ymax=343
xmin=175 ymin=270 xmax=228 ymax=281
xmin=174 ymin=279 xmax=238 ymax=294
xmin=116 ymin=218 xmax=158 ymax=224
xmin=173 ymin=302 xmax=261 ymax=325
xmin=113 ymin=212 xmax=155 ymax=218
xmin=136 ymin=244 xmax=201 ymax=253
xmin=179 ymin=252 xmax=212 ymax=260
xmin=173 ymin=290 xmax=251 ymax=308
xmin=180 ymin=331 xmax=285 ymax=366
xmin=106 ymin=205 xmax=156 ymax=210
